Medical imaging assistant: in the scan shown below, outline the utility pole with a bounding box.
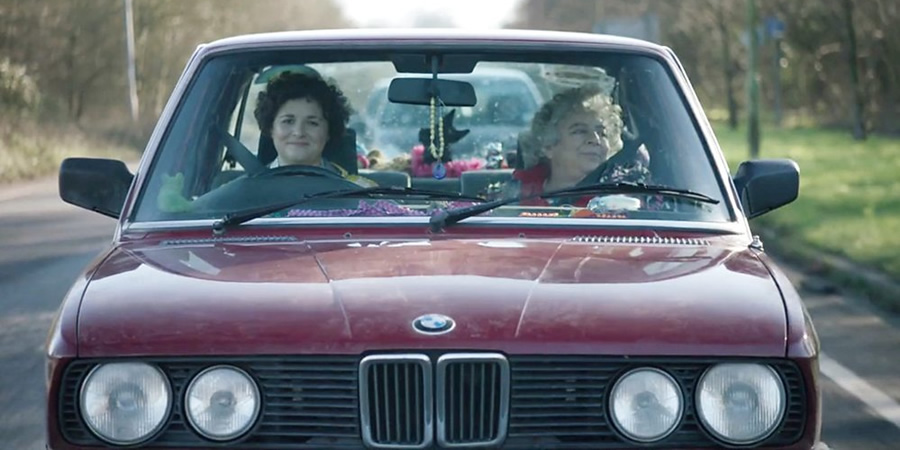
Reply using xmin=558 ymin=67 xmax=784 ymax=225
xmin=123 ymin=0 xmax=139 ymax=123
xmin=717 ymin=3 xmax=738 ymax=130
xmin=843 ymin=0 xmax=866 ymax=140
xmin=747 ymin=0 xmax=760 ymax=159
xmin=772 ymin=33 xmax=783 ymax=127
xmin=767 ymin=16 xmax=785 ymax=128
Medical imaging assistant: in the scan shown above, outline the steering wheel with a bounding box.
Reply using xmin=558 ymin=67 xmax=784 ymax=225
xmin=190 ymin=164 xmax=363 ymax=213
xmin=253 ymin=164 xmax=353 ymax=182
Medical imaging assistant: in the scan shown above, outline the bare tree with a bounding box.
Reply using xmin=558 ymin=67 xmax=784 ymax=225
xmin=39 ymin=0 xmax=125 ymax=122
xmin=509 ymin=0 xmax=900 ymax=136
xmin=716 ymin=1 xmax=740 ymax=129
xmin=842 ymin=0 xmax=866 ymax=140
xmin=0 ymin=0 xmax=350 ymax=130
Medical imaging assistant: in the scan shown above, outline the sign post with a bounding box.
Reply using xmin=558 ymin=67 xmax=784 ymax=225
xmin=747 ymin=0 xmax=760 ymax=158
xmin=766 ymin=16 xmax=785 ymax=127
xmin=123 ymin=0 xmax=139 ymax=123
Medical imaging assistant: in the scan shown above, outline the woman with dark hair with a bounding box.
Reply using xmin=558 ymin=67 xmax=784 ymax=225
xmin=157 ymin=71 xmax=372 ymax=212
xmin=254 ymin=72 xmax=354 ymax=171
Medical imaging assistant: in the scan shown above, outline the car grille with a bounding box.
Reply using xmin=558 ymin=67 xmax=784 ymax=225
xmin=357 ymin=353 xmax=510 ymax=448
xmin=359 ymin=355 xmax=433 ymax=448
xmin=59 ymin=355 xmax=805 ymax=448
xmin=436 ymin=354 xmax=509 ymax=447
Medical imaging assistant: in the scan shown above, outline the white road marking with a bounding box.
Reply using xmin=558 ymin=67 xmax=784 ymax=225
xmin=820 ymin=352 xmax=900 ymax=429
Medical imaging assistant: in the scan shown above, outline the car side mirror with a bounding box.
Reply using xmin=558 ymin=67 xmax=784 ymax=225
xmin=59 ymin=157 xmax=134 ymax=218
xmin=732 ymin=159 xmax=799 ymax=220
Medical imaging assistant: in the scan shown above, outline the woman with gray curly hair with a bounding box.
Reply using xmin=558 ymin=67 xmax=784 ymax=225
xmin=512 ymin=83 xmax=649 ymax=206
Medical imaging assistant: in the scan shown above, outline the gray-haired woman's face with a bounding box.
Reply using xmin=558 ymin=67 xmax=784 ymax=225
xmin=543 ymin=109 xmax=610 ymax=183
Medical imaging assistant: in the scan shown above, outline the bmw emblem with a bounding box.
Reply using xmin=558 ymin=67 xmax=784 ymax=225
xmin=412 ymin=314 xmax=455 ymax=335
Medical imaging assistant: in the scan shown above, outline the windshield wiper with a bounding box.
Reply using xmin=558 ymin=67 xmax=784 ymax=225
xmin=212 ymin=186 xmax=485 ymax=234
xmin=429 ymin=181 xmax=719 ymax=232
xmin=544 ymin=181 xmax=720 ymax=205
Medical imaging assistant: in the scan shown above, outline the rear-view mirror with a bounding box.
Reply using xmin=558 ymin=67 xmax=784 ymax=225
xmin=388 ymin=78 xmax=477 ymax=107
xmin=59 ymin=157 xmax=134 ymax=218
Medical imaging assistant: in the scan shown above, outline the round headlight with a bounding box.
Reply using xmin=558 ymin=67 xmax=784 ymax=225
xmin=185 ymin=366 xmax=260 ymax=440
xmin=80 ymin=362 xmax=171 ymax=445
xmin=696 ymin=364 xmax=786 ymax=445
xmin=609 ymin=368 xmax=683 ymax=442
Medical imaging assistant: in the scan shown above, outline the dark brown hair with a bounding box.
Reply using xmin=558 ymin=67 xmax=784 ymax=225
xmin=254 ymin=72 xmax=352 ymax=143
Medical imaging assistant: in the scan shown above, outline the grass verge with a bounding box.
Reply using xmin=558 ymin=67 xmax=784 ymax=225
xmin=714 ymin=123 xmax=900 ymax=310
xmin=0 ymin=121 xmax=141 ymax=184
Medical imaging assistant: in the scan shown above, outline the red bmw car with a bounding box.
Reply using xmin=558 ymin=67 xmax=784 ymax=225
xmin=47 ymin=29 xmax=821 ymax=449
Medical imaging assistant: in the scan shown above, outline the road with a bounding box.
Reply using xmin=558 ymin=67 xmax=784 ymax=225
xmin=1 ymin=176 xmax=899 ymax=449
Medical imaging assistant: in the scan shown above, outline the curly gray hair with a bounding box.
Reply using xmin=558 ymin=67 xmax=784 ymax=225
xmin=519 ymin=83 xmax=624 ymax=169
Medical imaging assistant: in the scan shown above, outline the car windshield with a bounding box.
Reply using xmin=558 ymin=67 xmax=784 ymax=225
xmin=133 ymin=49 xmax=731 ymax=225
xmin=372 ymin=68 xmax=543 ymax=156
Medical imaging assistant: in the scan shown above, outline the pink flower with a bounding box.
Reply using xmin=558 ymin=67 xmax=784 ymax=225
xmin=411 ymin=145 xmax=485 ymax=178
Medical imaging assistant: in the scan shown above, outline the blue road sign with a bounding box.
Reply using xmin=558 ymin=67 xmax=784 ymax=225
xmin=766 ymin=16 xmax=786 ymax=39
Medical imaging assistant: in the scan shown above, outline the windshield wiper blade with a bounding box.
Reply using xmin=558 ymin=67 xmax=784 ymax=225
xmin=429 ymin=182 xmax=719 ymax=232
xmin=429 ymin=197 xmax=514 ymax=232
xmin=543 ymin=181 xmax=720 ymax=205
xmin=213 ymin=186 xmax=486 ymax=233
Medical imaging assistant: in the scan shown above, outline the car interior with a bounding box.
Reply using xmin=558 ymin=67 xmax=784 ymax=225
xmin=135 ymin=48 xmax=728 ymax=223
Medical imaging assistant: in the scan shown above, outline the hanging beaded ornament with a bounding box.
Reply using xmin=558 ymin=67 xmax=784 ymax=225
xmin=428 ymin=95 xmax=446 ymax=179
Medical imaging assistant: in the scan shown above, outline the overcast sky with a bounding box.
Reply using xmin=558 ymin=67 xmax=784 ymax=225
xmin=334 ymin=0 xmax=522 ymax=29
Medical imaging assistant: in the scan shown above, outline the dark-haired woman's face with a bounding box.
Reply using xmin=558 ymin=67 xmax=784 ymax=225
xmin=271 ymin=97 xmax=329 ymax=166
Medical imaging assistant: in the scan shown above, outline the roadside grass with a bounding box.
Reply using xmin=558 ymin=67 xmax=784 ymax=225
xmin=713 ymin=123 xmax=900 ymax=280
xmin=0 ymin=122 xmax=140 ymax=184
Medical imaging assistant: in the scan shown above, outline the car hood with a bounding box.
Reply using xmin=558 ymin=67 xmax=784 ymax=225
xmin=78 ymin=236 xmax=786 ymax=357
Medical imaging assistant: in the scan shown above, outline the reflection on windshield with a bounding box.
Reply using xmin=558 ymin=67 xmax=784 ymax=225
xmin=134 ymin=55 xmax=730 ymax=225
xmin=378 ymin=79 xmax=538 ymax=128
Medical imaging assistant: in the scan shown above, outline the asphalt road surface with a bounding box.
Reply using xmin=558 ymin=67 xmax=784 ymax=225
xmin=1 ymin=176 xmax=899 ymax=449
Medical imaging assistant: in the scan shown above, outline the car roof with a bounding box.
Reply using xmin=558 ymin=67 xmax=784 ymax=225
xmin=202 ymin=28 xmax=667 ymax=54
